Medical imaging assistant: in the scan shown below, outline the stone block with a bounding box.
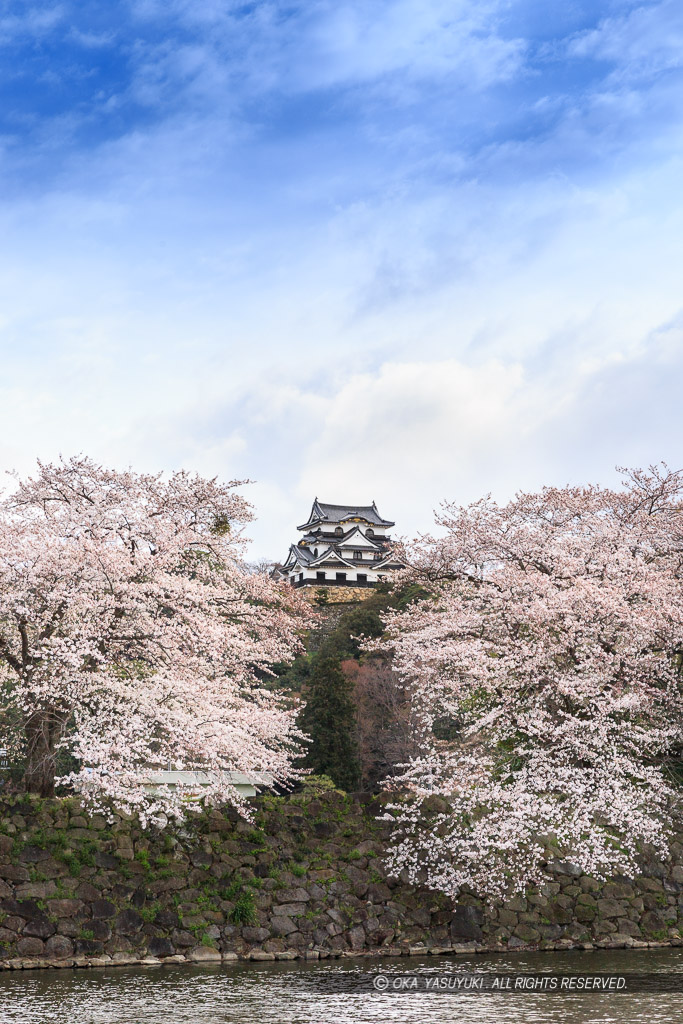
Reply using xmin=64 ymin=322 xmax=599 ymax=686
xmin=597 ymin=899 xmax=628 ymax=918
xmin=18 ymin=845 xmax=51 ymax=864
xmin=57 ymin=919 xmax=81 ymax=938
xmin=75 ymin=940 xmax=104 ymax=955
xmin=188 ymin=946 xmax=221 ymax=962
xmin=90 ymin=920 xmax=112 ymax=941
xmin=272 ymin=903 xmax=307 ymax=917
xmin=17 ymin=937 xmax=45 ymax=956
xmin=91 ymin=900 xmax=116 ymax=919
xmin=94 ymin=852 xmax=119 ymax=871
xmin=0 ymin=865 xmax=29 ymax=882
xmin=46 ymin=899 xmax=82 ymax=919
xmin=190 ymin=850 xmax=213 ymax=869
xmin=115 ymin=909 xmax=144 ymax=935
xmin=548 ymin=860 xmax=582 ymax=878
xmin=409 ymin=908 xmax=431 ymax=928
xmin=15 ymin=882 xmax=58 ymax=900
xmin=23 ymin=916 xmax=56 ymax=939
xmin=278 ymin=888 xmax=310 ymax=903
xmin=271 ymin=916 xmax=297 ymax=937
xmin=76 ymin=882 xmax=100 ymax=901
xmin=449 ymin=905 xmax=484 ymax=942
xmin=7 ymin=899 xmax=50 ymax=922
xmin=603 ymin=882 xmax=635 ymax=900
xmin=147 ymin=937 xmax=175 ymax=958
xmin=641 ymin=911 xmax=667 ymax=935
xmin=242 ymin=926 xmax=271 ymax=942
xmin=45 ymin=935 xmax=74 ymax=959
xmin=617 ymin=919 xmax=642 ymax=936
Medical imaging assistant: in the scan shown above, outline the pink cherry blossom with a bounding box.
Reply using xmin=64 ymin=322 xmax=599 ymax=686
xmin=0 ymin=456 xmax=310 ymax=825
xmin=375 ymin=465 xmax=683 ymax=900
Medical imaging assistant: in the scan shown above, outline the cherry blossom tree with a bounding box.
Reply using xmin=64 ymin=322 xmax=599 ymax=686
xmin=0 ymin=457 xmax=310 ymax=823
xmin=377 ymin=466 xmax=683 ymax=901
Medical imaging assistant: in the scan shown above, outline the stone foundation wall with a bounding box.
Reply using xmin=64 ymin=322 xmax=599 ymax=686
xmin=299 ymin=586 xmax=374 ymax=605
xmin=1 ymin=791 xmax=682 ymax=970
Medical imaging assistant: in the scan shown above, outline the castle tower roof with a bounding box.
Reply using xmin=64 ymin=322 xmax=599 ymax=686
xmin=297 ymin=499 xmax=394 ymax=531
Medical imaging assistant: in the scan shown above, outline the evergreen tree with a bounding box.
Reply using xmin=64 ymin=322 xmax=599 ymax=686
xmin=299 ymin=656 xmax=360 ymax=791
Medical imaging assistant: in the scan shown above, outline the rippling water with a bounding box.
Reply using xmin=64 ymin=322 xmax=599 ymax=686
xmin=1 ymin=950 xmax=682 ymax=1024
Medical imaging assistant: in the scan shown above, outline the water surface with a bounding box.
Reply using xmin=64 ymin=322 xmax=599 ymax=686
xmin=1 ymin=949 xmax=682 ymax=1024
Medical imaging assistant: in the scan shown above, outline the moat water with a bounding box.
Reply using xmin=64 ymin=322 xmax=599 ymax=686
xmin=1 ymin=949 xmax=682 ymax=1024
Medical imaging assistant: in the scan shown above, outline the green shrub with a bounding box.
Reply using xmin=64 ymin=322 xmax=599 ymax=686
xmin=221 ymin=880 xmax=243 ymax=901
xmin=134 ymin=849 xmax=151 ymax=870
xmin=301 ymin=774 xmax=337 ymax=793
xmin=138 ymin=902 xmax=161 ymax=923
xmin=230 ymin=892 xmax=257 ymax=925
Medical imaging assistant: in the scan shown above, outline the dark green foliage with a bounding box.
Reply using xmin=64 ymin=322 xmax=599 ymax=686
xmin=298 ymin=657 xmax=360 ymax=791
xmin=280 ymin=582 xmax=427 ymax=791
xmin=230 ymin=891 xmax=257 ymax=925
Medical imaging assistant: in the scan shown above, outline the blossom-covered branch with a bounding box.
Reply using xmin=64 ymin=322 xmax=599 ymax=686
xmin=0 ymin=456 xmax=311 ymax=824
xmin=376 ymin=465 xmax=683 ymax=900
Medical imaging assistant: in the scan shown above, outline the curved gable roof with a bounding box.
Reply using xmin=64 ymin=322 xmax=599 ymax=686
xmin=337 ymin=525 xmax=383 ymax=549
xmin=298 ymin=498 xmax=394 ymax=530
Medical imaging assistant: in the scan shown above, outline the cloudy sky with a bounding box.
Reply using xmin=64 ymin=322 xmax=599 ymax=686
xmin=1 ymin=1 xmax=681 ymax=557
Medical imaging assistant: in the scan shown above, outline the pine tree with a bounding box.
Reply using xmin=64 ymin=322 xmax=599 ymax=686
xmin=299 ymin=657 xmax=360 ymax=791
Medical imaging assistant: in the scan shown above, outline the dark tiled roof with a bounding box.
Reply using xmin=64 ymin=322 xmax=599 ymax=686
xmin=298 ymin=499 xmax=394 ymax=530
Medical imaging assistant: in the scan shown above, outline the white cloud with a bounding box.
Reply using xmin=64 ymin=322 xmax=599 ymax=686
xmin=568 ymin=1 xmax=683 ymax=82
xmin=0 ymin=4 xmax=65 ymax=45
xmin=1 ymin=0 xmax=682 ymax=565
xmin=126 ymin=0 xmax=525 ymax=107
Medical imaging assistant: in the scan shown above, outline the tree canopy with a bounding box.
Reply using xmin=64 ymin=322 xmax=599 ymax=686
xmin=376 ymin=465 xmax=683 ymax=900
xmin=0 ymin=456 xmax=310 ymax=823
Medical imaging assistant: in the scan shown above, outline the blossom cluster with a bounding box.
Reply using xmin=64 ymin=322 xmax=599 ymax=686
xmin=377 ymin=465 xmax=683 ymax=900
xmin=0 ymin=457 xmax=310 ymax=824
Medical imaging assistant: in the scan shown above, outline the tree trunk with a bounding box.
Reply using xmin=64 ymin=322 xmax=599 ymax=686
xmin=24 ymin=712 xmax=60 ymax=797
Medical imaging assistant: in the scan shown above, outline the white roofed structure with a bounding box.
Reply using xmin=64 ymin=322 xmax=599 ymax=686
xmin=277 ymin=499 xmax=403 ymax=592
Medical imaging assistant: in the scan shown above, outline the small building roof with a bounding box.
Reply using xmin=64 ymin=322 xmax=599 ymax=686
xmin=298 ymin=499 xmax=394 ymax=531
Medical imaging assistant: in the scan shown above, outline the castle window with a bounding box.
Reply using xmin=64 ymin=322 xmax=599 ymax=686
xmin=336 ymin=572 xmax=346 ymax=581
xmin=357 ymin=574 xmax=367 ymax=583
xmin=299 ymin=573 xmax=303 ymax=581
xmin=313 ymin=548 xmax=318 ymax=557
xmin=335 ymin=526 xmax=343 ymax=536
xmin=316 ymin=571 xmax=326 ymax=580
xmin=373 ymin=552 xmax=382 ymax=561
xmin=366 ymin=528 xmax=374 ymax=536
xmin=353 ymin=550 xmax=363 ymax=560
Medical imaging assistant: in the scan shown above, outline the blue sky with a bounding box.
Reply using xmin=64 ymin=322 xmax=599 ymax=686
xmin=1 ymin=0 xmax=682 ymax=556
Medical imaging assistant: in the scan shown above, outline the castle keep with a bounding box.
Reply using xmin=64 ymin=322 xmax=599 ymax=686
xmin=279 ymin=500 xmax=403 ymax=592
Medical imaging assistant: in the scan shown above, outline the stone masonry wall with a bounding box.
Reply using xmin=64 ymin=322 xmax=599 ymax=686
xmin=1 ymin=790 xmax=682 ymax=970
xmin=299 ymin=586 xmax=374 ymax=606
